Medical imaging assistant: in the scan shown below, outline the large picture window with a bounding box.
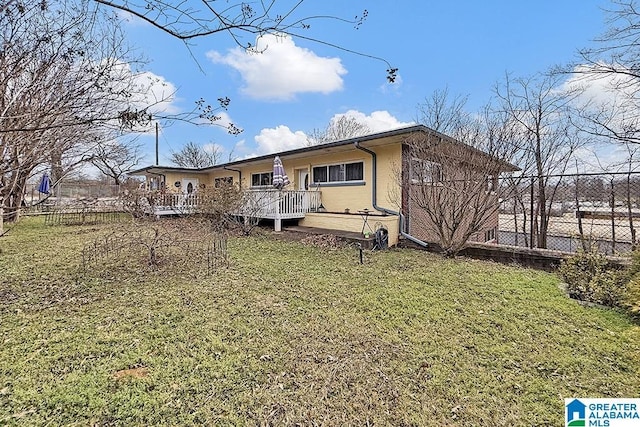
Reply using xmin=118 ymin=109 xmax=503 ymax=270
xmin=312 ymin=161 xmax=364 ymax=185
xmin=251 ymin=172 xmax=273 ymax=187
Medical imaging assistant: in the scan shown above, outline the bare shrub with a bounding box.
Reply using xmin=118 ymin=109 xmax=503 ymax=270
xmin=80 ymin=219 xmax=228 ymax=276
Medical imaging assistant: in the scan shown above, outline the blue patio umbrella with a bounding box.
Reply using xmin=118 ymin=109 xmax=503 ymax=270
xmin=272 ymin=156 xmax=290 ymax=190
xmin=38 ymin=173 xmax=51 ymax=195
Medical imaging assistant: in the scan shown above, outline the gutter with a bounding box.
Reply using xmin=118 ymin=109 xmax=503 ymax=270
xmin=354 ymin=141 xmax=428 ymax=248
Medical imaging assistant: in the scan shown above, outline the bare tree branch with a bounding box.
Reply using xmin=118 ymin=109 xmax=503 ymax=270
xmin=170 ymin=141 xmax=221 ymax=168
xmin=93 ymin=0 xmax=398 ymax=81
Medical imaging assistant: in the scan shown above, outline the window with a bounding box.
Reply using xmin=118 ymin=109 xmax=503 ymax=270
xmin=345 ymin=162 xmax=363 ymax=181
xmin=312 ymin=161 xmax=364 ymax=184
xmin=214 ymin=176 xmax=233 ymax=187
xmin=486 ymin=175 xmax=498 ymax=193
xmin=484 ymin=228 xmax=496 ymax=242
xmin=411 ymin=158 xmax=442 ymax=183
xmin=251 ymin=172 xmax=273 ymax=187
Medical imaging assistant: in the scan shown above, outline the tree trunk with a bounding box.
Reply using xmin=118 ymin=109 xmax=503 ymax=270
xmin=537 ymin=176 xmax=548 ymax=249
xmin=575 ymin=176 xmax=587 ymax=251
xmin=3 ymin=179 xmax=26 ymax=222
xmin=626 ymin=173 xmax=636 ymax=250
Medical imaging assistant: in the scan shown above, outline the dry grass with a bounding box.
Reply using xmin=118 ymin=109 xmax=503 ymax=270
xmin=1 ymin=217 xmax=639 ymax=426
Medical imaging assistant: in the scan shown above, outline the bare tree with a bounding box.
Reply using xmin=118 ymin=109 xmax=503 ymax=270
xmin=92 ymin=138 xmax=144 ymax=185
xmin=403 ymin=91 xmax=520 ymax=256
xmin=567 ymin=1 xmax=640 ymax=144
xmin=495 ymin=72 xmax=587 ymax=248
xmin=170 ymin=141 xmax=221 ymax=168
xmin=0 ymin=0 xmax=161 ymax=221
xmin=307 ymin=115 xmax=371 ymax=145
xmin=416 ymin=88 xmax=473 ymax=141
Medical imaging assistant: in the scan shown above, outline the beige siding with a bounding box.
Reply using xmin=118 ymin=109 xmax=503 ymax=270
xmin=162 ymin=172 xmax=205 ymax=192
xmin=300 ymin=213 xmax=400 ymax=247
xmin=249 ymin=143 xmax=402 ymax=214
xmin=373 ymin=143 xmax=403 ymax=210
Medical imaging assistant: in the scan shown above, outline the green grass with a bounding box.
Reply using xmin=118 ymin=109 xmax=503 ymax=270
xmin=1 ymin=217 xmax=639 ymax=426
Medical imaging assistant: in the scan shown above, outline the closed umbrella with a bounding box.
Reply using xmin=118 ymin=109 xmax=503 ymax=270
xmin=272 ymin=156 xmax=290 ymax=190
xmin=38 ymin=173 xmax=51 ymax=194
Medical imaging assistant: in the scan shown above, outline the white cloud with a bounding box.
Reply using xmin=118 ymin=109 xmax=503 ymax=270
xmin=129 ymin=70 xmax=179 ymax=115
xmin=207 ymin=34 xmax=347 ymax=100
xmin=244 ymin=110 xmax=412 ymax=157
xmin=195 ymin=111 xmax=237 ymax=133
xmin=93 ymin=61 xmax=179 ymax=134
xmin=103 ymin=61 xmax=179 ymax=115
xmin=562 ymin=63 xmax=631 ymax=107
xmin=571 ymin=143 xmax=632 ymax=172
xmin=253 ymin=125 xmax=309 ymax=155
xmin=331 ymin=110 xmax=414 ymax=132
xmin=116 ymin=10 xmax=150 ymax=26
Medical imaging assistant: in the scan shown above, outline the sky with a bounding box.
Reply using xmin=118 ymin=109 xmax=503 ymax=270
xmin=112 ymin=0 xmax=610 ymax=167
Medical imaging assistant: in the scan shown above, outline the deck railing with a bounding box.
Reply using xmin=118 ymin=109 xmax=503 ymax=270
xmin=240 ymin=189 xmax=322 ymax=219
xmin=155 ymin=193 xmax=200 ymax=209
xmin=150 ymin=190 xmax=322 ymax=219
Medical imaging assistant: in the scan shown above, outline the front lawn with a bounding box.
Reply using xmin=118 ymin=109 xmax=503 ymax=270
xmin=1 ymin=218 xmax=638 ymax=426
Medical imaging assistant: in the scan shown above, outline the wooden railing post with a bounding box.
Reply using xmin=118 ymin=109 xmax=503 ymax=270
xmin=275 ymin=190 xmax=282 ymax=232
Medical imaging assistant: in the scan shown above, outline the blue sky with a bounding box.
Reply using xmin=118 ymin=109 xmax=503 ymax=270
xmin=115 ymin=0 xmax=608 ymax=166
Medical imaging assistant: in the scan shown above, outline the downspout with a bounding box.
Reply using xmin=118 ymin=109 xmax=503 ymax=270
xmin=354 ymin=141 xmax=428 ymax=247
xmin=223 ymin=166 xmax=242 ymax=185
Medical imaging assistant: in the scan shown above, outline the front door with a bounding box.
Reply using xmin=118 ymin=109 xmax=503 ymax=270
xmin=296 ymin=169 xmax=310 ymax=211
xmin=182 ymin=178 xmax=198 ymax=194
xmin=297 ymin=169 xmax=309 ymax=191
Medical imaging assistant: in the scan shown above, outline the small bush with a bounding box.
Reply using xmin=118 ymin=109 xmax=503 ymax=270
xmin=622 ymin=276 xmax=640 ymax=316
xmin=558 ymin=250 xmax=628 ymax=307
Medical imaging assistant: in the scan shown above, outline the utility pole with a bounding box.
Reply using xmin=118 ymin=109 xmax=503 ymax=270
xmin=155 ymin=122 xmax=159 ymax=166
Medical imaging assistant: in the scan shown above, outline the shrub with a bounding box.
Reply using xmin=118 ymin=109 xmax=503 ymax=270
xmin=622 ymin=276 xmax=640 ymax=316
xmin=558 ymin=250 xmax=628 ymax=307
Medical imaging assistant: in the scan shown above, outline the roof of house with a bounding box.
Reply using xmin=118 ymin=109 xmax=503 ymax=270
xmin=130 ymin=124 xmax=520 ymax=175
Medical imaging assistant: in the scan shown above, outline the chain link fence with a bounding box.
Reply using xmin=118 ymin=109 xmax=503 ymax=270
xmin=498 ymin=172 xmax=640 ymax=254
xmin=24 ymin=182 xmax=121 ymax=202
xmin=22 ymin=182 xmax=122 ymax=214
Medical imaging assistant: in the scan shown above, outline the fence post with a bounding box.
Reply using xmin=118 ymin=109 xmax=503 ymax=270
xmin=530 ymin=176 xmax=535 ymax=249
xmin=610 ymin=177 xmax=616 ymax=254
xmin=0 ymin=196 xmax=3 ymax=235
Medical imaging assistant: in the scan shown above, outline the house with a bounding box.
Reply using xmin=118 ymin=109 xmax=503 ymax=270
xmin=566 ymin=399 xmax=586 ymax=425
xmin=130 ymin=125 xmax=518 ymax=248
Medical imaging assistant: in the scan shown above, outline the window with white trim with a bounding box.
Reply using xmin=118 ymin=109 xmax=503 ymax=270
xmin=251 ymin=172 xmax=273 ymax=187
xmin=312 ymin=161 xmax=364 ymax=184
xmin=214 ymin=176 xmax=233 ymax=187
xmin=484 ymin=227 xmax=496 ymax=242
xmin=411 ymin=158 xmax=442 ymax=183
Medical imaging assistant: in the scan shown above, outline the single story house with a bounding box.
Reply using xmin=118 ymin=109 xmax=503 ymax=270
xmin=130 ymin=125 xmax=519 ymax=247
